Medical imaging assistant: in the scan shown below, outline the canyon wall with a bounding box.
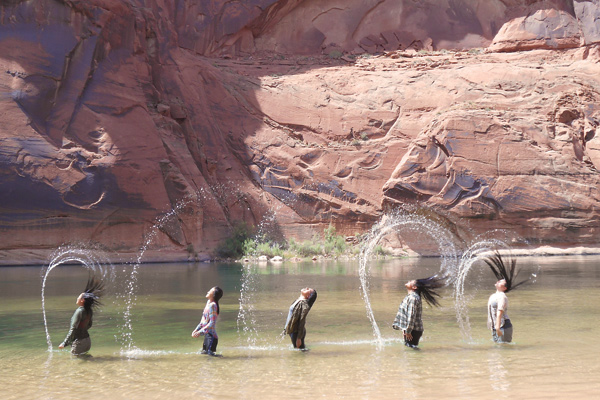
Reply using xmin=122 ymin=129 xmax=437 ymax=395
xmin=1 ymin=0 xmax=600 ymax=264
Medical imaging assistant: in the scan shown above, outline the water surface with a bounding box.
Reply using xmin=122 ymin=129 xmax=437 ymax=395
xmin=0 ymin=256 xmax=599 ymax=399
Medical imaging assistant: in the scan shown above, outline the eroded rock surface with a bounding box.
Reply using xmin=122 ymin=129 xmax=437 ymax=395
xmin=1 ymin=0 xmax=600 ymax=263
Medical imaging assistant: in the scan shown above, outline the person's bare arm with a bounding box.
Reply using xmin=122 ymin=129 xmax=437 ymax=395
xmin=496 ymin=309 xmax=504 ymax=335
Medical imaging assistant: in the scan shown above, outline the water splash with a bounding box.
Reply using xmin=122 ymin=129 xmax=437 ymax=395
xmin=41 ymin=244 xmax=114 ymax=352
xmin=42 ymin=191 xmax=208 ymax=356
xmin=117 ymin=195 xmax=196 ymax=353
xmin=236 ymin=262 xmax=260 ymax=347
xmin=119 ymin=348 xmax=178 ymax=359
xmin=452 ymin=239 xmax=509 ymax=341
xmin=358 ymin=210 xmax=462 ymax=350
xmin=235 ymin=196 xmax=290 ymax=347
xmin=453 ymin=232 xmax=540 ymax=341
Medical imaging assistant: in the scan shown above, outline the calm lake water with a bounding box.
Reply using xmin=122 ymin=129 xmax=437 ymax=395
xmin=1 ymin=256 xmax=599 ymax=399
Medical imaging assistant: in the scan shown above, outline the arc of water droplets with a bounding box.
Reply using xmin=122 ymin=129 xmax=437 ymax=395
xmin=453 ymin=239 xmax=509 ymax=341
xmin=453 ymin=236 xmax=540 ymax=341
xmin=358 ymin=213 xmax=461 ymax=350
xmin=119 ymin=196 xmax=196 ymax=354
xmin=42 ymin=246 xmax=113 ymax=352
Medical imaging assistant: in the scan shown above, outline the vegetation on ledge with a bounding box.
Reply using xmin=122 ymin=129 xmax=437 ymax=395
xmin=214 ymin=223 xmax=389 ymax=262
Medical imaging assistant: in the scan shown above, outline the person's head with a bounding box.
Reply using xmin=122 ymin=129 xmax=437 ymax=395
xmin=300 ymin=287 xmax=317 ymax=308
xmin=495 ymin=279 xmax=507 ymax=292
xmin=207 ymin=286 xmax=223 ymax=314
xmin=483 ymin=251 xmax=526 ymax=293
xmin=411 ymin=275 xmax=446 ymax=307
xmin=80 ymin=276 xmax=104 ymax=312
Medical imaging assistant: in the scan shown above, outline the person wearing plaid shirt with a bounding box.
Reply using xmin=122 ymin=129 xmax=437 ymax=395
xmin=392 ymin=275 xmax=445 ymax=349
xmin=392 ymin=281 xmax=423 ymax=348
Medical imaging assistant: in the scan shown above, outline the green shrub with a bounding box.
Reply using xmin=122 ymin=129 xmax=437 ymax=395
xmin=324 ymin=225 xmax=336 ymax=242
xmin=255 ymin=241 xmax=284 ymax=258
xmin=242 ymin=238 xmax=257 ymax=256
xmin=222 ymin=224 xmax=356 ymax=259
xmin=215 ymin=222 xmax=253 ymax=259
xmin=328 ymin=50 xmax=343 ymax=59
xmin=323 ymin=225 xmax=347 ymax=255
xmin=288 ymin=237 xmax=322 ymax=257
xmin=373 ymin=245 xmax=389 ymax=256
xmin=186 ymin=244 xmax=196 ymax=255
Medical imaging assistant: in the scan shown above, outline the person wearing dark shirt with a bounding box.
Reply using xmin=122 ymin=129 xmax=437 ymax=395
xmin=59 ymin=277 xmax=104 ymax=355
xmin=284 ymin=287 xmax=317 ymax=350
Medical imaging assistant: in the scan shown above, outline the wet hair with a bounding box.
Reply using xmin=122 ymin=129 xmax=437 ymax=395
xmin=212 ymin=286 xmax=223 ymax=315
xmin=414 ymin=275 xmax=446 ymax=307
xmin=306 ymin=289 xmax=317 ymax=308
xmin=82 ymin=276 xmax=105 ymax=312
xmin=483 ymin=251 xmax=526 ymax=293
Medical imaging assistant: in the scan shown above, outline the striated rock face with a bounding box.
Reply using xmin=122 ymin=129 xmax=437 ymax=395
xmin=196 ymin=0 xmax=599 ymax=55
xmin=489 ymin=9 xmax=582 ymax=52
xmin=1 ymin=0 xmax=600 ymax=264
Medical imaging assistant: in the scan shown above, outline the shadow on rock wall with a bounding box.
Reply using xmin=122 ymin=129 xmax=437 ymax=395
xmin=1 ymin=0 xmax=600 ymax=264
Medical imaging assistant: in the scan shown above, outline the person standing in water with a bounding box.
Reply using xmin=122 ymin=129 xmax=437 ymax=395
xmin=483 ymin=251 xmax=526 ymax=343
xmin=392 ymin=275 xmax=445 ymax=349
xmin=58 ymin=276 xmax=104 ymax=355
xmin=284 ymin=287 xmax=317 ymax=350
xmin=192 ymin=286 xmax=223 ymax=356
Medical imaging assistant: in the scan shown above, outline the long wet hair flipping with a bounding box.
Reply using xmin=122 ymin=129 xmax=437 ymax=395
xmin=82 ymin=276 xmax=105 ymax=312
xmin=483 ymin=251 xmax=527 ymax=293
xmin=414 ymin=275 xmax=446 ymax=307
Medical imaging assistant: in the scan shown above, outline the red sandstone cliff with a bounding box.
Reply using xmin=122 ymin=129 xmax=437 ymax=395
xmin=1 ymin=0 xmax=600 ymax=264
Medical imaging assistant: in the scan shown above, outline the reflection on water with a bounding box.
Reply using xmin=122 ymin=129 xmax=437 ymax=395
xmin=1 ymin=256 xmax=600 ymax=399
xmin=488 ymin=350 xmax=509 ymax=392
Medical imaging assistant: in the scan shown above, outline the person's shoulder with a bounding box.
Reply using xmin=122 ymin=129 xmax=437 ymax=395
xmin=73 ymin=307 xmax=86 ymax=317
xmin=299 ymin=299 xmax=310 ymax=310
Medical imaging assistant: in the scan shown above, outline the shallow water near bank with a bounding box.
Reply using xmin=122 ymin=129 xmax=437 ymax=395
xmin=1 ymin=256 xmax=599 ymax=399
